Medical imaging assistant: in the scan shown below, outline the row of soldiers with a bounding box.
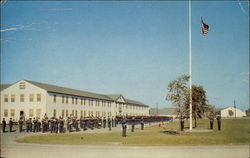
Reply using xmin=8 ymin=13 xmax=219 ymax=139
xmin=2 ymin=116 xmax=119 ymax=133
xmin=2 ymin=115 xmax=165 ymax=134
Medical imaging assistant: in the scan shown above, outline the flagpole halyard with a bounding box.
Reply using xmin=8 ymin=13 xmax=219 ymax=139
xmin=189 ymin=0 xmax=193 ymax=130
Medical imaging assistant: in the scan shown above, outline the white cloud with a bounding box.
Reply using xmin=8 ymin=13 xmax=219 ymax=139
xmin=0 ymin=24 xmax=25 ymax=32
xmin=0 ymin=27 xmax=18 ymax=32
xmin=1 ymin=20 xmax=56 ymax=33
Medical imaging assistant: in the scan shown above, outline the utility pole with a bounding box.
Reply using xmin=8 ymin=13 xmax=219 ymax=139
xmin=234 ymin=100 xmax=236 ymax=119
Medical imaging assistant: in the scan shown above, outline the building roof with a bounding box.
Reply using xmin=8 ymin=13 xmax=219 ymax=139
xmin=106 ymin=94 xmax=147 ymax=106
xmin=0 ymin=84 xmax=12 ymax=91
xmin=2 ymin=80 xmax=148 ymax=107
xmin=106 ymin=94 xmax=122 ymax=101
xmin=25 ymin=80 xmax=111 ymax=101
xmin=124 ymin=98 xmax=147 ymax=106
xmin=149 ymin=107 xmax=177 ymax=115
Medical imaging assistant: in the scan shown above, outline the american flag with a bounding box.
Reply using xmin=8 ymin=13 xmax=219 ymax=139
xmin=201 ymin=18 xmax=209 ymax=36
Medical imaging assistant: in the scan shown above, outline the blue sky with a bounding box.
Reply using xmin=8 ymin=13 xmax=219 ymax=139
xmin=1 ymin=1 xmax=249 ymax=110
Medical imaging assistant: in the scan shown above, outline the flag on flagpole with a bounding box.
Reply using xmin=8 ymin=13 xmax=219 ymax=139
xmin=201 ymin=18 xmax=209 ymax=36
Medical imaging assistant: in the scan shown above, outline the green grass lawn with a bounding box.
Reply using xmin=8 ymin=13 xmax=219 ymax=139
xmin=15 ymin=119 xmax=249 ymax=146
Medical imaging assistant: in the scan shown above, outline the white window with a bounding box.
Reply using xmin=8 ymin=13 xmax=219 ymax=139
xmin=20 ymin=94 xmax=24 ymax=102
xmin=11 ymin=94 xmax=15 ymax=102
xmin=30 ymin=94 xmax=34 ymax=102
xmin=36 ymin=109 xmax=41 ymax=118
xmin=29 ymin=109 xmax=34 ymax=117
xmin=4 ymin=109 xmax=8 ymax=117
xmin=10 ymin=109 xmax=15 ymax=117
xmin=4 ymin=95 xmax=8 ymax=102
xmin=37 ymin=94 xmax=41 ymax=102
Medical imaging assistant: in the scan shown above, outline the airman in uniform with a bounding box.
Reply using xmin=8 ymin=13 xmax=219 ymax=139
xmin=55 ymin=118 xmax=59 ymax=133
xmin=90 ymin=118 xmax=94 ymax=130
xmin=42 ymin=117 xmax=46 ymax=133
xmin=209 ymin=117 xmax=214 ymax=129
xmin=140 ymin=117 xmax=144 ymax=130
xmin=180 ymin=117 xmax=184 ymax=131
xmin=37 ymin=118 xmax=41 ymax=132
xmin=216 ymin=115 xmax=221 ymax=131
xmin=75 ymin=117 xmax=80 ymax=131
xmin=131 ymin=117 xmax=135 ymax=132
xmin=111 ymin=117 xmax=114 ymax=127
xmin=98 ymin=117 xmax=102 ymax=129
xmin=9 ymin=118 xmax=13 ymax=132
xmin=83 ymin=118 xmax=87 ymax=131
xmin=94 ymin=118 xmax=98 ymax=128
xmin=108 ymin=117 xmax=112 ymax=131
xmin=80 ymin=116 xmax=84 ymax=129
xmin=26 ymin=118 xmax=32 ymax=132
xmin=121 ymin=117 xmax=127 ymax=137
xmin=59 ymin=117 xmax=64 ymax=133
xmin=66 ymin=117 xmax=71 ymax=132
xmin=2 ymin=118 xmax=6 ymax=133
xmin=50 ymin=117 xmax=55 ymax=133
xmin=103 ymin=117 xmax=106 ymax=128
xmin=18 ymin=117 xmax=24 ymax=132
xmin=33 ymin=117 xmax=37 ymax=132
xmin=115 ymin=117 xmax=118 ymax=127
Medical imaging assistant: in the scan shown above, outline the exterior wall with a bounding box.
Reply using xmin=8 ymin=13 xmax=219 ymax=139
xmin=46 ymin=92 xmax=115 ymax=118
xmin=0 ymin=80 xmax=47 ymax=121
xmin=45 ymin=93 xmax=149 ymax=118
xmin=220 ymin=107 xmax=246 ymax=118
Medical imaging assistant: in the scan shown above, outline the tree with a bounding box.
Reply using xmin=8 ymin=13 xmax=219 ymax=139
xmin=184 ymin=85 xmax=208 ymax=128
xmin=166 ymin=75 xmax=189 ymax=118
xmin=166 ymin=75 xmax=209 ymax=128
xmin=205 ymin=104 xmax=216 ymax=119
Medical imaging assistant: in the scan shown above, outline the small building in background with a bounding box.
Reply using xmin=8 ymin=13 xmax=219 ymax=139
xmin=218 ymin=106 xmax=246 ymax=118
xmin=149 ymin=107 xmax=177 ymax=118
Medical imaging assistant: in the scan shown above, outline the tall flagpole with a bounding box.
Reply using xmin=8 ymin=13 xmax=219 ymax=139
xmin=189 ymin=0 xmax=193 ymax=130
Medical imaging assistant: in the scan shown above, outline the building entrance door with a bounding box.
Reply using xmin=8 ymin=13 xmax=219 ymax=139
xmin=20 ymin=110 xmax=24 ymax=119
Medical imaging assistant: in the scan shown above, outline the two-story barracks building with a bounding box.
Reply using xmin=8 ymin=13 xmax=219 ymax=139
xmin=0 ymin=80 xmax=149 ymax=121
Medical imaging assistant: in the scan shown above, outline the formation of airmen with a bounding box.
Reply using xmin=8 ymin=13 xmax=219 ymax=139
xmin=1 ymin=115 xmax=173 ymax=136
xmin=2 ymin=115 xmax=222 ymax=135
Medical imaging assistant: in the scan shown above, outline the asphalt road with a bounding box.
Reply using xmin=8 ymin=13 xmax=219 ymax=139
xmin=0 ymin=127 xmax=249 ymax=158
